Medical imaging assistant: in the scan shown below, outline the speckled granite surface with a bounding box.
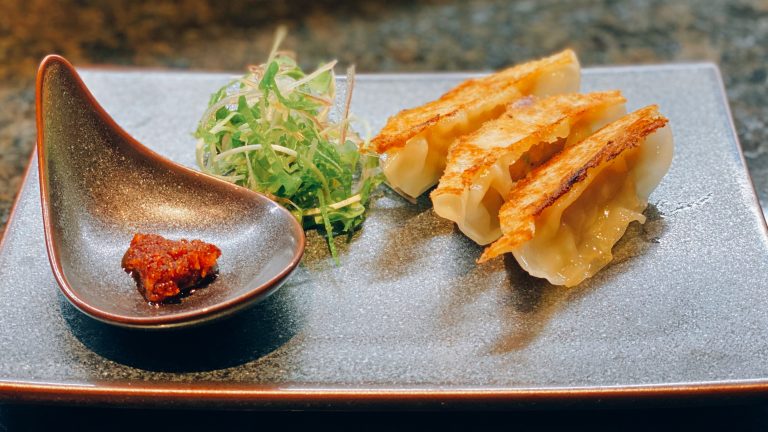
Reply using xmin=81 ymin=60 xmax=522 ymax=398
xmin=0 ymin=0 xmax=766 ymax=229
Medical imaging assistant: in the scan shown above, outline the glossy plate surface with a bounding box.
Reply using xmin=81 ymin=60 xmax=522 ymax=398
xmin=2 ymin=64 xmax=768 ymax=407
xmin=36 ymin=56 xmax=306 ymax=329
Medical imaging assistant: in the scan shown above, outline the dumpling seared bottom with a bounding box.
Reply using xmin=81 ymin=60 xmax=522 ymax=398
xmin=431 ymin=91 xmax=627 ymax=245
xmin=479 ymin=106 xmax=673 ymax=287
xmin=375 ymin=50 xmax=581 ymax=199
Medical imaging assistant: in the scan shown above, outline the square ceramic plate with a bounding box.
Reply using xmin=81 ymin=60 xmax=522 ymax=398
xmin=1 ymin=64 xmax=768 ymax=409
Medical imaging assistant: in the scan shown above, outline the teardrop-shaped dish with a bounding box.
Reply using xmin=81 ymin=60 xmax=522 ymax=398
xmin=36 ymin=55 xmax=306 ymax=329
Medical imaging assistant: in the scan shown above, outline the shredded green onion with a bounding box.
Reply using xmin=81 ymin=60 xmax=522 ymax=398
xmin=194 ymin=27 xmax=383 ymax=260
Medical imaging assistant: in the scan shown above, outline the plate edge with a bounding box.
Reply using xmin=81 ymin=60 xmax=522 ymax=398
xmin=76 ymin=62 xmax=722 ymax=82
xmin=2 ymin=378 xmax=768 ymax=408
xmin=706 ymin=63 xmax=768 ymax=241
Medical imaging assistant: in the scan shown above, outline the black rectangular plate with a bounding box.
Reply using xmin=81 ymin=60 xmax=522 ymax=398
xmin=2 ymin=64 xmax=768 ymax=408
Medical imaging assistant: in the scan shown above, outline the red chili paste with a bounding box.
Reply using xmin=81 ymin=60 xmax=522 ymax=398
xmin=121 ymin=233 xmax=221 ymax=303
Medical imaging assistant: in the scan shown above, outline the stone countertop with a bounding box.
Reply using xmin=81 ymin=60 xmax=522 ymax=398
xmin=0 ymin=0 xmax=766 ymax=229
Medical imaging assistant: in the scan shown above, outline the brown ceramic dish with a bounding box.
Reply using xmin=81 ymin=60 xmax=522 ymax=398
xmin=36 ymin=55 xmax=306 ymax=329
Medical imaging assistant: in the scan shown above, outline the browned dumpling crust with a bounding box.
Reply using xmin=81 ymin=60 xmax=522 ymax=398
xmin=374 ymin=50 xmax=581 ymax=198
xmin=430 ymin=91 xmax=627 ymax=245
xmin=479 ymin=105 xmax=673 ymax=286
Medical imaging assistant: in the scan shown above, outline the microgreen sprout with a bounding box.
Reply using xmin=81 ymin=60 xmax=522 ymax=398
xmin=194 ymin=28 xmax=382 ymax=260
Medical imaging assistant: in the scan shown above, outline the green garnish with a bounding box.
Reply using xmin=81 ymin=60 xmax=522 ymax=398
xmin=194 ymin=28 xmax=382 ymax=260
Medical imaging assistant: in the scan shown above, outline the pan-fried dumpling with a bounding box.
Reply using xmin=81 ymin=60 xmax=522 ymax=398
xmin=373 ymin=50 xmax=581 ymax=199
xmin=479 ymin=106 xmax=673 ymax=287
xmin=431 ymin=91 xmax=627 ymax=245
